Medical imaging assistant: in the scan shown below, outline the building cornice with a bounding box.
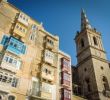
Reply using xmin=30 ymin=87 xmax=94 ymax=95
xmin=77 ymin=55 xmax=109 ymax=67
xmin=77 ymin=45 xmax=106 ymax=57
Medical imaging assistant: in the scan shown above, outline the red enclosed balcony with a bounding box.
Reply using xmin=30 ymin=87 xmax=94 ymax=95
xmin=61 ymin=58 xmax=70 ymax=73
xmin=61 ymin=72 xmax=71 ymax=87
xmin=61 ymin=88 xmax=71 ymax=100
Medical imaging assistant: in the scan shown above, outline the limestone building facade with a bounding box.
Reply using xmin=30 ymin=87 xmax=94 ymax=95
xmin=0 ymin=0 xmax=72 ymax=100
xmin=74 ymin=9 xmax=110 ymax=100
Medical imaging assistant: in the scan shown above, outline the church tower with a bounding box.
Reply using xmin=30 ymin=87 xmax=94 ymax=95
xmin=75 ymin=9 xmax=110 ymax=100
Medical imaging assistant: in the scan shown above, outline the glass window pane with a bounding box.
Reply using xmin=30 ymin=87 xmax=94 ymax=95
xmin=4 ymin=56 xmax=9 ymax=62
xmin=9 ymin=58 xmax=13 ymax=63
xmin=8 ymin=96 xmax=15 ymax=100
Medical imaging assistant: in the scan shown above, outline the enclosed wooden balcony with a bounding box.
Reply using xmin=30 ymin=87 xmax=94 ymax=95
xmin=13 ymin=23 xmax=27 ymax=38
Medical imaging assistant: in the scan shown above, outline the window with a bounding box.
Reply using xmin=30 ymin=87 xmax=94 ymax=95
xmin=4 ymin=56 xmax=8 ymax=62
xmin=13 ymin=60 xmax=17 ymax=65
xmin=32 ymin=81 xmax=40 ymax=96
xmin=23 ymin=17 xmax=25 ymax=20
xmin=63 ymin=59 xmax=70 ymax=67
xmin=15 ymin=24 xmax=27 ymax=33
xmin=93 ymin=36 xmax=98 ymax=45
xmin=42 ymin=82 xmax=52 ymax=93
xmin=45 ymin=68 xmax=48 ymax=74
xmin=61 ymin=72 xmax=70 ymax=86
xmin=64 ymin=90 xmax=71 ymax=99
xmin=62 ymin=89 xmax=71 ymax=99
xmin=85 ymin=78 xmax=91 ymax=92
xmin=81 ymin=39 xmax=85 ymax=48
xmin=9 ymin=58 xmax=13 ymax=63
xmin=10 ymin=42 xmax=13 ymax=46
xmin=47 ymin=39 xmax=54 ymax=46
xmin=42 ymin=67 xmax=53 ymax=76
xmin=0 ymin=75 xmax=2 ymax=81
xmin=44 ymin=50 xmax=54 ymax=64
xmin=102 ymin=76 xmax=110 ymax=91
xmin=101 ymin=66 xmax=104 ymax=70
xmin=1 ymin=36 xmax=27 ymax=55
xmin=18 ymin=13 xmax=29 ymax=25
xmin=0 ymin=72 xmax=18 ymax=88
xmin=8 ymin=96 xmax=15 ymax=100
xmin=8 ymin=37 xmax=26 ymax=54
xmin=7 ymin=77 xmax=12 ymax=83
xmin=30 ymin=35 xmax=33 ymax=40
xmin=29 ymin=24 xmax=37 ymax=42
xmin=20 ymin=27 xmax=22 ymax=31
xmin=2 ymin=76 xmax=7 ymax=82
xmin=16 ymin=25 xmax=19 ymax=29
xmin=61 ymin=58 xmax=70 ymax=71
xmin=20 ymin=14 xmax=22 ymax=18
xmin=11 ymin=78 xmax=18 ymax=87
xmin=32 ymin=24 xmax=37 ymax=30
xmin=3 ymin=55 xmax=21 ymax=69
xmin=63 ymin=73 xmax=70 ymax=81
xmin=30 ymin=33 xmax=36 ymax=41
xmin=23 ymin=29 xmax=25 ymax=33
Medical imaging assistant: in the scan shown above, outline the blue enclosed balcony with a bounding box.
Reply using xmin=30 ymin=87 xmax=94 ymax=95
xmin=1 ymin=35 xmax=26 ymax=55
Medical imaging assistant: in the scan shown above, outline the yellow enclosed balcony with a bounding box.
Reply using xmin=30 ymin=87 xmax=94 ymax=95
xmin=45 ymin=37 xmax=54 ymax=50
xmin=13 ymin=23 xmax=27 ymax=38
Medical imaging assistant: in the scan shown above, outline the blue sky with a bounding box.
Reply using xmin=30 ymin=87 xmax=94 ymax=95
xmin=8 ymin=0 xmax=110 ymax=65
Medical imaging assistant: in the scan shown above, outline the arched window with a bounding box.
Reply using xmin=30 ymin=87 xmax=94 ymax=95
xmin=85 ymin=78 xmax=91 ymax=92
xmin=93 ymin=36 xmax=98 ymax=45
xmin=29 ymin=24 xmax=37 ymax=42
xmin=8 ymin=96 xmax=15 ymax=100
xmin=81 ymin=39 xmax=85 ymax=48
xmin=30 ymin=34 xmax=34 ymax=40
xmin=102 ymin=76 xmax=110 ymax=91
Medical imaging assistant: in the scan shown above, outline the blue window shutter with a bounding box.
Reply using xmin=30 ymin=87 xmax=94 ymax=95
xmin=1 ymin=35 xmax=8 ymax=46
xmin=22 ymin=45 xmax=26 ymax=54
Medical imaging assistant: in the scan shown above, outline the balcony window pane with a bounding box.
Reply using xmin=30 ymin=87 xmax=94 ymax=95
xmin=13 ymin=60 xmax=17 ymax=65
xmin=11 ymin=78 xmax=18 ymax=87
xmin=2 ymin=76 xmax=7 ymax=82
xmin=4 ymin=56 xmax=9 ymax=62
xmin=32 ymin=81 xmax=39 ymax=96
xmin=8 ymin=96 xmax=15 ymax=100
xmin=0 ymin=74 xmax=2 ymax=81
xmin=7 ymin=77 xmax=12 ymax=83
xmin=9 ymin=58 xmax=13 ymax=63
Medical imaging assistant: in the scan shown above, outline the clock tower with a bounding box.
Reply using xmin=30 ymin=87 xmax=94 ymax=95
xmin=75 ymin=9 xmax=110 ymax=100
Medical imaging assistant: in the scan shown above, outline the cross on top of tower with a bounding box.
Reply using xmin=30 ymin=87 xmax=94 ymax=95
xmin=81 ymin=9 xmax=92 ymax=31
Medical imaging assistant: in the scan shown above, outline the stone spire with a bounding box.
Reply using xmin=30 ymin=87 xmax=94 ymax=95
xmin=81 ymin=9 xmax=92 ymax=31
